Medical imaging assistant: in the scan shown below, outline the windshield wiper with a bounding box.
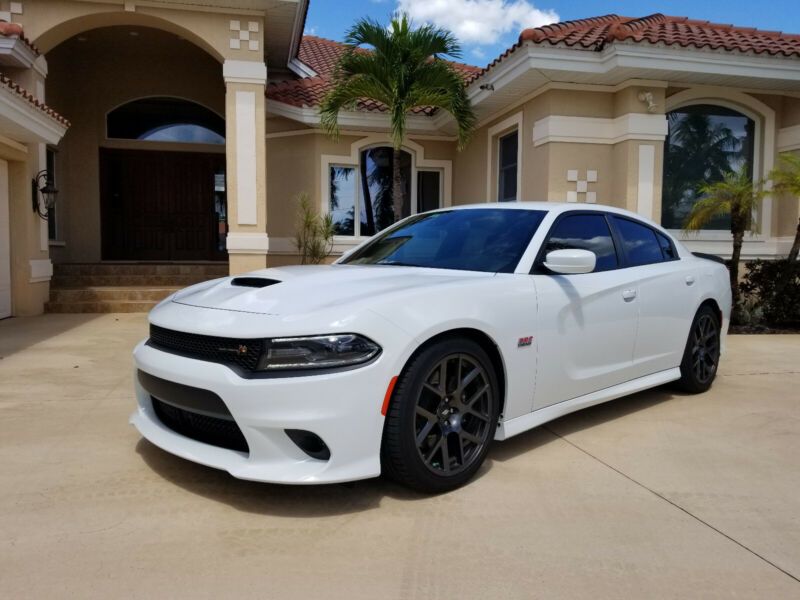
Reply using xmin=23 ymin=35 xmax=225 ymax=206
xmin=376 ymin=260 xmax=421 ymax=267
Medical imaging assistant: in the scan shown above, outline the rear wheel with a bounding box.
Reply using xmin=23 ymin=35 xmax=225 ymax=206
xmin=676 ymin=305 xmax=721 ymax=393
xmin=381 ymin=337 xmax=500 ymax=493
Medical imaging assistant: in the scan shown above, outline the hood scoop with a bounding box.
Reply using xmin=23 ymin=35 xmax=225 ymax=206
xmin=230 ymin=277 xmax=281 ymax=288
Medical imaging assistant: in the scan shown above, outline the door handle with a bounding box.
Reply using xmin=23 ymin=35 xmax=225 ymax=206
xmin=685 ymin=275 xmax=695 ymax=286
xmin=622 ymin=289 xmax=637 ymax=302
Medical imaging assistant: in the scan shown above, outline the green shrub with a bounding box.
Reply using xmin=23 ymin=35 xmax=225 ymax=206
xmin=294 ymin=192 xmax=334 ymax=265
xmin=740 ymin=259 xmax=800 ymax=327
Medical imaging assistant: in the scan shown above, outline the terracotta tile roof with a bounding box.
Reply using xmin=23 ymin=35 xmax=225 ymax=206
xmin=0 ymin=73 xmax=70 ymax=127
xmin=268 ymin=35 xmax=480 ymax=115
xmin=518 ymin=13 xmax=800 ymax=57
xmin=466 ymin=13 xmax=800 ymax=86
xmin=273 ymin=15 xmax=800 ymax=114
xmin=0 ymin=20 xmax=41 ymax=55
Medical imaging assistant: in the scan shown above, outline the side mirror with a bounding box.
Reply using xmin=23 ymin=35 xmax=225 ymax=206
xmin=543 ymin=249 xmax=596 ymax=274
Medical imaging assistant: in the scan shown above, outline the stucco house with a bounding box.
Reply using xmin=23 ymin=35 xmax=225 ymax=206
xmin=0 ymin=2 xmax=798 ymax=316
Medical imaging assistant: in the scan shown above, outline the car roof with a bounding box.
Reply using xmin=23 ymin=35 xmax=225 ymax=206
xmin=441 ymin=201 xmax=665 ymax=231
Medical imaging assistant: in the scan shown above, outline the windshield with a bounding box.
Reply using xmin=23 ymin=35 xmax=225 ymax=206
xmin=341 ymin=208 xmax=547 ymax=273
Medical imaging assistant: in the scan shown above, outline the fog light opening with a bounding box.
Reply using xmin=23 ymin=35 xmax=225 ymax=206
xmin=285 ymin=429 xmax=331 ymax=461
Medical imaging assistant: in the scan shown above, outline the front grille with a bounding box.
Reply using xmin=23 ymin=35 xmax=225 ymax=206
xmin=148 ymin=324 xmax=264 ymax=372
xmin=151 ymin=397 xmax=249 ymax=453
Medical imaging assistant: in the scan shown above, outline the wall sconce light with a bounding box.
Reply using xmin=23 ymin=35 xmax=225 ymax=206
xmin=31 ymin=170 xmax=58 ymax=220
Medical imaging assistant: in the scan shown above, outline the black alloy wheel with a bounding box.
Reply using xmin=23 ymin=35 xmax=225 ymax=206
xmin=381 ymin=337 xmax=500 ymax=493
xmin=677 ymin=305 xmax=721 ymax=393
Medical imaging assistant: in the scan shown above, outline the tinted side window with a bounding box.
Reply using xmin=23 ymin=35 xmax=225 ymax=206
xmin=613 ymin=217 xmax=664 ymax=266
xmin=543 ymin=214 xmax=618 ymax=272
xmin=656 ymin=231 xmax=678 ymax=261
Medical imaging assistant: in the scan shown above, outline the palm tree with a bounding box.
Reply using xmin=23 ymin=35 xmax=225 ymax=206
xmin=684 ymin=170 xmax=766 ymax=311
xmin=769 ymin=153 xmax=800 ymax=262
xmin=320 ymin=13 xmax=476 ymax=221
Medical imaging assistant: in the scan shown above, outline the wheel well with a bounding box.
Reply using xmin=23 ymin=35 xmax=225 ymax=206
xmin=699 ymin=298 xmax=723 ymax=325
xmin=404 ymin=328 xmax=507 ymax=418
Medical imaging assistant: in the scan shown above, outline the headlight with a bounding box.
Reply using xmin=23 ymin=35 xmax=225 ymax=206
xmin=257 ymin=334 xmax=380 ymax=371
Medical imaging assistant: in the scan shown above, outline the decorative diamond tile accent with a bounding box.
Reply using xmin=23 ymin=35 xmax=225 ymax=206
xmin=566 ymin=169 xmax=598 ymax=203
xmin=230 ymin=20 xmax=261 ymax=52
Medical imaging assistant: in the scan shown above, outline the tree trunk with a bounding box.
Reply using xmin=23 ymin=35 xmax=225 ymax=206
xmin=788 ymin=217 xmax=800 ymax=263
xmin=392 ymin=148 xmax=403 ymax=222
xmin=730 ymin=230 xmax=744 ymax=313
xmin=360 ymin=160 xmax=375 ymax=236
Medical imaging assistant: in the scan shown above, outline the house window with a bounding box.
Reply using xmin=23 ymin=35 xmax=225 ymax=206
xmin=107 ymin=97 xmax=225 ymax=145
xmin=46 ymin=147 xmax=57 ymax=241
xmin=662 ymin=104 xmax=755 ymax=230
xmin=330 ymin=166 xmax=357 ymax=236
xmin=329 ymin=147 xmax=440 ymax=237
xmin=498 ymin=130 xmax=518 ymax=202
xmin=417 ymin=170 xmax=441 ymax=213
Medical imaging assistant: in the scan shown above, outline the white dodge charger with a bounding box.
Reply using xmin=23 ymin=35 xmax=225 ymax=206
xmin=131 ymin=203 xmax=731 ymax=492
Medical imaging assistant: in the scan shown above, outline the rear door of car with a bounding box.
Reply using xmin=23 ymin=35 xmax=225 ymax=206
xmin=532 ymin=211 xmax=642 ymax=409
xmin=608 ymin=215 xmax=696 ymax=375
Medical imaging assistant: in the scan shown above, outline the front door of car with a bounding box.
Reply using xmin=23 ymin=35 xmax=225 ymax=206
xmin=532 ymin=212 xmax=640 ymax=409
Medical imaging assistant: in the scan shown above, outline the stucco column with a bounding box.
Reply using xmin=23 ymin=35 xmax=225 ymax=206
xmin=223 ymin=60 xmax=268 ymax=274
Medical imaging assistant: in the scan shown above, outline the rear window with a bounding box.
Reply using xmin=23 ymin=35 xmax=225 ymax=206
xmin=342 ymin=209 xmax=546 ymax=273
xmin=612 ymin=217 xmax=664 ymax=267
xmin=656 ymin=231 xmax=678 ymax=261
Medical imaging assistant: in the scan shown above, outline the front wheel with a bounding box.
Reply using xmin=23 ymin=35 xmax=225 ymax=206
xmin=676 ymin=305 xmax=721 ymax=393
xmin=381 ymin=337 xmax=500 ymax=493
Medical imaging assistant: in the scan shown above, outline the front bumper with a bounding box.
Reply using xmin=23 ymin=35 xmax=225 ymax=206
xmin=130 ymin=340 xmax=398 ymax=484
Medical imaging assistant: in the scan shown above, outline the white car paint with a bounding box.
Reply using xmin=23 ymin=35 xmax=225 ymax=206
xmin=131 ymin=202 xmax=732 ymax=484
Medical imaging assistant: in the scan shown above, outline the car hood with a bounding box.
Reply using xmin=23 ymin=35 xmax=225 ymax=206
xmin=172 ymin=264 xmax=494 ymax=316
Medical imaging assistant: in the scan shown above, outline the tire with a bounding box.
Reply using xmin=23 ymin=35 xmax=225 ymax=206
xmin=381 ymin=337 xmax=500 ymax=493
xmin=676 ymin=305 xmax=721 ymax=393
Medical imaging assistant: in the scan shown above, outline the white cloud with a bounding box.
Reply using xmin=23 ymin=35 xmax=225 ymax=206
xmin=397 ymin=0 xmax=558 ymax=45
xmin=471 ymin=47 xmax=486 ymax=59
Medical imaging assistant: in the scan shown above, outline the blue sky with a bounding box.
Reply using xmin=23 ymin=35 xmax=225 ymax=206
xmin=305 ymin=0 xmax=800 ymax=66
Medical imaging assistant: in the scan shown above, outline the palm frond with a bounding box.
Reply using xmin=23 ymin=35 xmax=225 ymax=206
xmin=770 ymin=153 xmax=800 ymax=197
xmin=321 ymin=13 xmax=475 ymax=154
xmin=685 ymin=170 xmax=764 ymax=233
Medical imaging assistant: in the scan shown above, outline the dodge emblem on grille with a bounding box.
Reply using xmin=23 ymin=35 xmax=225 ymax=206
xmin=218 ymin=344 xmax=248 ymax=355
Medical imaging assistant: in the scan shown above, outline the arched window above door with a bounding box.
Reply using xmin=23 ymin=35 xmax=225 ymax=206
xmin=107 ymin=97 xmax=224 ymax=144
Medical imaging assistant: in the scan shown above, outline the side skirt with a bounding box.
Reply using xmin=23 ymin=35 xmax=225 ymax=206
xmin=495 ymin=368 xmax=681 ymax=441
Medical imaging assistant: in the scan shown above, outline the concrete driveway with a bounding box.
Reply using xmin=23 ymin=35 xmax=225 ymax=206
xmin=1 ymin=314 xmax=798 ymax=599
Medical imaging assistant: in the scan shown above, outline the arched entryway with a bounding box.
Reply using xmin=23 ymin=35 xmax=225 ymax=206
xmin=44 ymin=25 xmax=228 ymax=263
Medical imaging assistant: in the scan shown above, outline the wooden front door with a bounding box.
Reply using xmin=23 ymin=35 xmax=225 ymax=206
xmin=100 ymin=149 xmax=226 ymax=261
